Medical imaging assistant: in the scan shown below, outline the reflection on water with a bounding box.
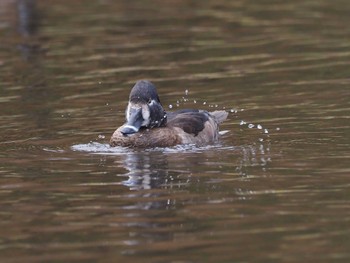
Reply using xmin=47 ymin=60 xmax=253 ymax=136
xmin=120 ymin=152 xmax=171 ymax=191
xmin=72 ymin=137 xmax=273 ymax=188
xmin=17 ymin=0 xmax=41 ymax=61
xmin=1 ymin=0 xmax=350 ymax=262
xmin=17 ymin=0 xmax=37 ymax=37
xmin=120 ymin=142 xmax=272 ymax=188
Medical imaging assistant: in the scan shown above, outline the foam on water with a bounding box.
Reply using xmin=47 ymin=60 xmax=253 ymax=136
xmin=71 ymin=142 xmax=129 ymax=155
xmin=71 ymin=141 xmax=235 ymax=155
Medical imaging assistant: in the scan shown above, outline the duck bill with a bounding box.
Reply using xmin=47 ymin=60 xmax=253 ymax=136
xmin=120 ymin=107 xmax=143 ymax=135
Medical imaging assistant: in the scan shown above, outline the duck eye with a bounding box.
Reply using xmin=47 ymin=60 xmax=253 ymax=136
xmin=148 ymin=99 xmax=152 ymax=104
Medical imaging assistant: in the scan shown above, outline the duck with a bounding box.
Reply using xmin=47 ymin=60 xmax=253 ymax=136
xmin=110 ymin=80 xmax=228 ymax=148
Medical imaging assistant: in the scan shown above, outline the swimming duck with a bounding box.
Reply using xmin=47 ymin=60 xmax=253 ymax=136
xmin=110 ymin=80 xmax=228 ymax=148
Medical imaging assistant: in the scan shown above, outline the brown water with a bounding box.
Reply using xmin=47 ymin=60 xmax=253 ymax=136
xmin=1 ymin=0 xmax=350 ymax=262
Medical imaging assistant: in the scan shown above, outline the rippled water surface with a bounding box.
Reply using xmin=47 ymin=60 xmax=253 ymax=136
xmin=1 ymin=0 xmax=350 ymax=262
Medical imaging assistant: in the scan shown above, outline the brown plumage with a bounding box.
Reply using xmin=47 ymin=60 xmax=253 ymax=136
xmin=110 ymin=80 xmax=228 ymax=148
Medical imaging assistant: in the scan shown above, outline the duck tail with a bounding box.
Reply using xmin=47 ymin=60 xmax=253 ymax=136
xmin=210 ymin=110 xmax=228 ymax=124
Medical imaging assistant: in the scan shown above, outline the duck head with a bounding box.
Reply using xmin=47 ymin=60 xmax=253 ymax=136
xmin=120 ymin=80 xmax=167 ymax=135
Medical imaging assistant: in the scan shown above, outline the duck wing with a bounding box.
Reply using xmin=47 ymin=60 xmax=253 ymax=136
xmin=167 ymin=110 xmax=209 ymax=136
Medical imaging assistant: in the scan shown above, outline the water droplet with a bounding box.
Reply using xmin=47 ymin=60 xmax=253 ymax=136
xmin=276 ymin=127 xmax=280 ymax=131
xmin=203 ymin=102 xmax=207 ymax=105
xmin=98 ymin=81 xmax=102 ymax=84
xmin=98 ymin=134 xmax=105 ymax=139
xmin=106 ymin=103 xmax=109 ymax=106
xmin=240 ymin=120 xmax=246 ymax=125
xmin=194 ymin=100 xmax=197 ymax=103
xmin=185 ymin=89 xmax=188 ymax=95
xmin=215 ymin=104 xmax=218 ymax=108
xmin=248 ymin=124 xmax=255 ymax=128
xmin=169 ymin=104 xmax=173 ymax=109
xmin=264 ymin=129 xmax=269 ymax=134
xmin=257 ymin=124 xmax=262 ymax=129
xmin=259 ymin=138 xmax=264 ymax=142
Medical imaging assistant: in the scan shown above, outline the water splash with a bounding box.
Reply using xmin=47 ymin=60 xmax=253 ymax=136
xmin=240 ymin=120 xmax=270 ymax=136
xmin=71 ymin=142 xmax=235 ymax=155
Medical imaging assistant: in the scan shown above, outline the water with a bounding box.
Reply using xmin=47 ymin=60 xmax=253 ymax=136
xmin=1 ymin=0 xmax=350 ymax=262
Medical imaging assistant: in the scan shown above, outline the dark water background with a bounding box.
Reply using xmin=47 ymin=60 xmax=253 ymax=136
xmin=1 ymin=0 xmax=350 ymax=262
